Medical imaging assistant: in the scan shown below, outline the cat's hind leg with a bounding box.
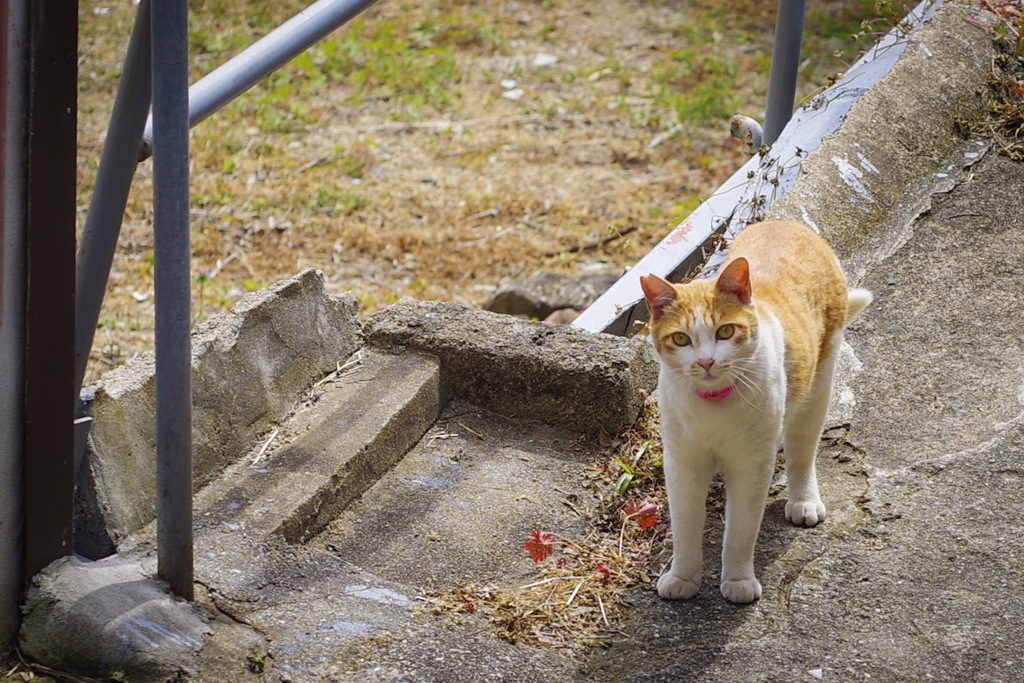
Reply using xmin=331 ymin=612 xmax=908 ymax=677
xmin=783 ymin=337 xmax=841 ymax=527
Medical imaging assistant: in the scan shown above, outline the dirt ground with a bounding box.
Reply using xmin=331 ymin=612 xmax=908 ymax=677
xmin=77 ymin=0 xmax=898 ymax=384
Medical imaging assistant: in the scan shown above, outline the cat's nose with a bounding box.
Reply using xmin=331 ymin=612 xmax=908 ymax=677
xmin=697 ymin=357 xmax=715 ymax=371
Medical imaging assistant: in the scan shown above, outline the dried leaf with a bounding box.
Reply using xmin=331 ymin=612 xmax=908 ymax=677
xmin=623 ymin=498 xmax=660 ymax=530
xmin=596 ymin=562 xmax=612 ymax=585
xmin=524 ymin=529 xmax=558 ymax=563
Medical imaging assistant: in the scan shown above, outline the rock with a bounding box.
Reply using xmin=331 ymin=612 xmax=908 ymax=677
xmin=19 ymin=556 xmax=212 ymax=682
xmin=543 ymin=308 xmax=582 ymax=325
xmin=484 ymin=270 xmax=619 ymax=320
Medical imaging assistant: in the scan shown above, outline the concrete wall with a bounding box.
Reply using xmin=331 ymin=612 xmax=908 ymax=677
xmin=76 ymin=270 xmax=363 ymax=556
xmin=0 ymin=1 xmax=27 ymax=649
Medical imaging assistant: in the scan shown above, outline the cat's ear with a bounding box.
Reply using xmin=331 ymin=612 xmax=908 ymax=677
xmin=716 ymin=257 xmax=752 ymax=305
xmin=640 ymin=274 xmax=678 ymax=319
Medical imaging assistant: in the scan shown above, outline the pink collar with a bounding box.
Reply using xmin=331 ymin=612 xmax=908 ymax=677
xmin=697 ymin=385 xmax=733 ymax=402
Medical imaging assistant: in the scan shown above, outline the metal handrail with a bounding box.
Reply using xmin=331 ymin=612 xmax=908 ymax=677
xmin=140 ymin=0 xmax=380 ymax=161
xmin=763 ymin=0 xmax=807 ymax=147
xmin=151 ymin=0 xmax=194 ymax=601
xmin=75 ymin=0 xmax=378 ymax=599
xmin=73 ymin=0 xmax=152 ymax=408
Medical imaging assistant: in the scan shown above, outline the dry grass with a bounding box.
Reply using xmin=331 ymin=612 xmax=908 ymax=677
xmin=418 ymin=397 xmax=730 ymax=658
xmin=973 ymin=1 xmax=1024 ymax=157
xmin=78 ymin=0 xmax=900 ymax=384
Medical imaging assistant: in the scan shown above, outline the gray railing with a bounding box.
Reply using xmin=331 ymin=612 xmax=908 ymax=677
xmin=763 ymin=0 xmax=807 ymax=147
xmin=75 ymin=0 xmax=379 ymax=599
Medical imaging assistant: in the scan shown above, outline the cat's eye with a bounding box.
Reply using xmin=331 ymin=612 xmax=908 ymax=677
xmin=671 ymin=332 xmax=691 ymax=347
xmin=716 ymin=324 xmax=735 ymax=340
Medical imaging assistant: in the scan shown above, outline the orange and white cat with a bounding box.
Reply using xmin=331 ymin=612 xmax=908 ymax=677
xmin=641 ymin=220 xmax=872 ymax=603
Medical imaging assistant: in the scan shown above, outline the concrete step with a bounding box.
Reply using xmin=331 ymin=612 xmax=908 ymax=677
xmin=190 ymin=347 xmax=441 ymax=550
xmin=76 ymin=269 xmax=363 ymax=558
xmin=314 ymin=401 xmax=599 ymax=589
xmin=188 ymin=402 xmax=601 ymax=682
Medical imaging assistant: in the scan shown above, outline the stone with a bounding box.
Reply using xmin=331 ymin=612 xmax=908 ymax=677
xmin=485 ymin=270 xmax=619 ymax=320
xmin=364 ymin=298 xmax=657 ymax=433
xmin=19 ymin=556 xmax=211 ymax=682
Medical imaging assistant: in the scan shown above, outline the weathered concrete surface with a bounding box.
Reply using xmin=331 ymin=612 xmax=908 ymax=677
xmin=769 ymin=1 xmax=996 ymax=279
xmin=76 ymin=269 xmax=361 ymax=557
xmin=850 ymin=153 xmax=1024 ymax=473
xmin=117 ymin=403 xmax=595 ymax=682
xmin=365 ymin=298 xmax=657 ymax=433
xmin=318 ymin=401 xmax=599 ymax=588
xmin=19 ymin=556 xmax=214 ymax=681
xmin=185 ymin=347 xmax=441 ymax=547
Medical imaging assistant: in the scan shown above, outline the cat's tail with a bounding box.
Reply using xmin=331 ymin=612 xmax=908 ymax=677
xmin=846 ymin=288 xmax=873 ymax=322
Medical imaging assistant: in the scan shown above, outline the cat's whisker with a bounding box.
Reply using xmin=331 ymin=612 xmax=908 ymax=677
xmin=734 ymin=381 xmax=767 ymax=413
xmin=729 ymin=374 xmax=766 ymax=411
xmin=733 ymin=367 xmax=769 ymax=395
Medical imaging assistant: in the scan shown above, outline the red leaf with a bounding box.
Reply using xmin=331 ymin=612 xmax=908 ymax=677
xmin=623 ymin=498 xmax=661 ymax=530
xmin=596 ymin=562 xmax=612 ymax=586
xmin=524 ymin=529 xmax=558 ymax=563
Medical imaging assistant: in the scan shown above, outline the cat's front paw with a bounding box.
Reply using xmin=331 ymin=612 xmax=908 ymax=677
xmin=657 ymin=572 xmax=701 ymax=600
xmin=785 ymin=498 xmax=826 ymax=527
xmin=721 ymin=577 xmax=762 ymax=604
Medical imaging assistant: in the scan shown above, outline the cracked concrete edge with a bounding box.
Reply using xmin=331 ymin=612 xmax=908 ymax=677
xmin=76 ymin=269 xmax=362 ymax=557
xmin=767 ymin=1 xmax=998 ymax=279
xmin=865 ymin=401 xmax=1024 ymax=516
xmin=363 ymin=298 xmax=659 ymax=433
xmin=19 ymin=556 xmax=206 ymax=683
xmin=18 ymin=555 xmax=272 ymax=683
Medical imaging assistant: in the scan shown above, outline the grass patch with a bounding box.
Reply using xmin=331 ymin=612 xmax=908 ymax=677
xmin=78 ymin=0 xmax=912 ymax=384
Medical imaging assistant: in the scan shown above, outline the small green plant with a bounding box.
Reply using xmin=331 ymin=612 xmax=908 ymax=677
xmin=275 ymin=18 xmax=467 ymax=118
xmin=195 ymin=270 xmax=212 ymax=323
xmin=194 ymin=271 xmax=232 ymax=323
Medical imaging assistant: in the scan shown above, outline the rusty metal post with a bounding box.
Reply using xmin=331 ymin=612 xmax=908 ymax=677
xmin=22 ymin=0 xmax=79 ymax=583
xmin=0 ymin=0 xmax=25 ymax=648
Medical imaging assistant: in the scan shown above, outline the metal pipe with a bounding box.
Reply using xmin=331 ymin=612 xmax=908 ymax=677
xmin=23 ymin=0 xmax=79 ymax=584
xmin=151 ymin=0 xmax=194 ymax=601
xmin=0 ymin=0 xmax=27 ymax=645
xmin=139 ymin=0 xmax=379 ymax=160
xmin=73 ymin=0 xmax=152 ymax=408
xmin=762 ymin=0 xmax=806 ymax=146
